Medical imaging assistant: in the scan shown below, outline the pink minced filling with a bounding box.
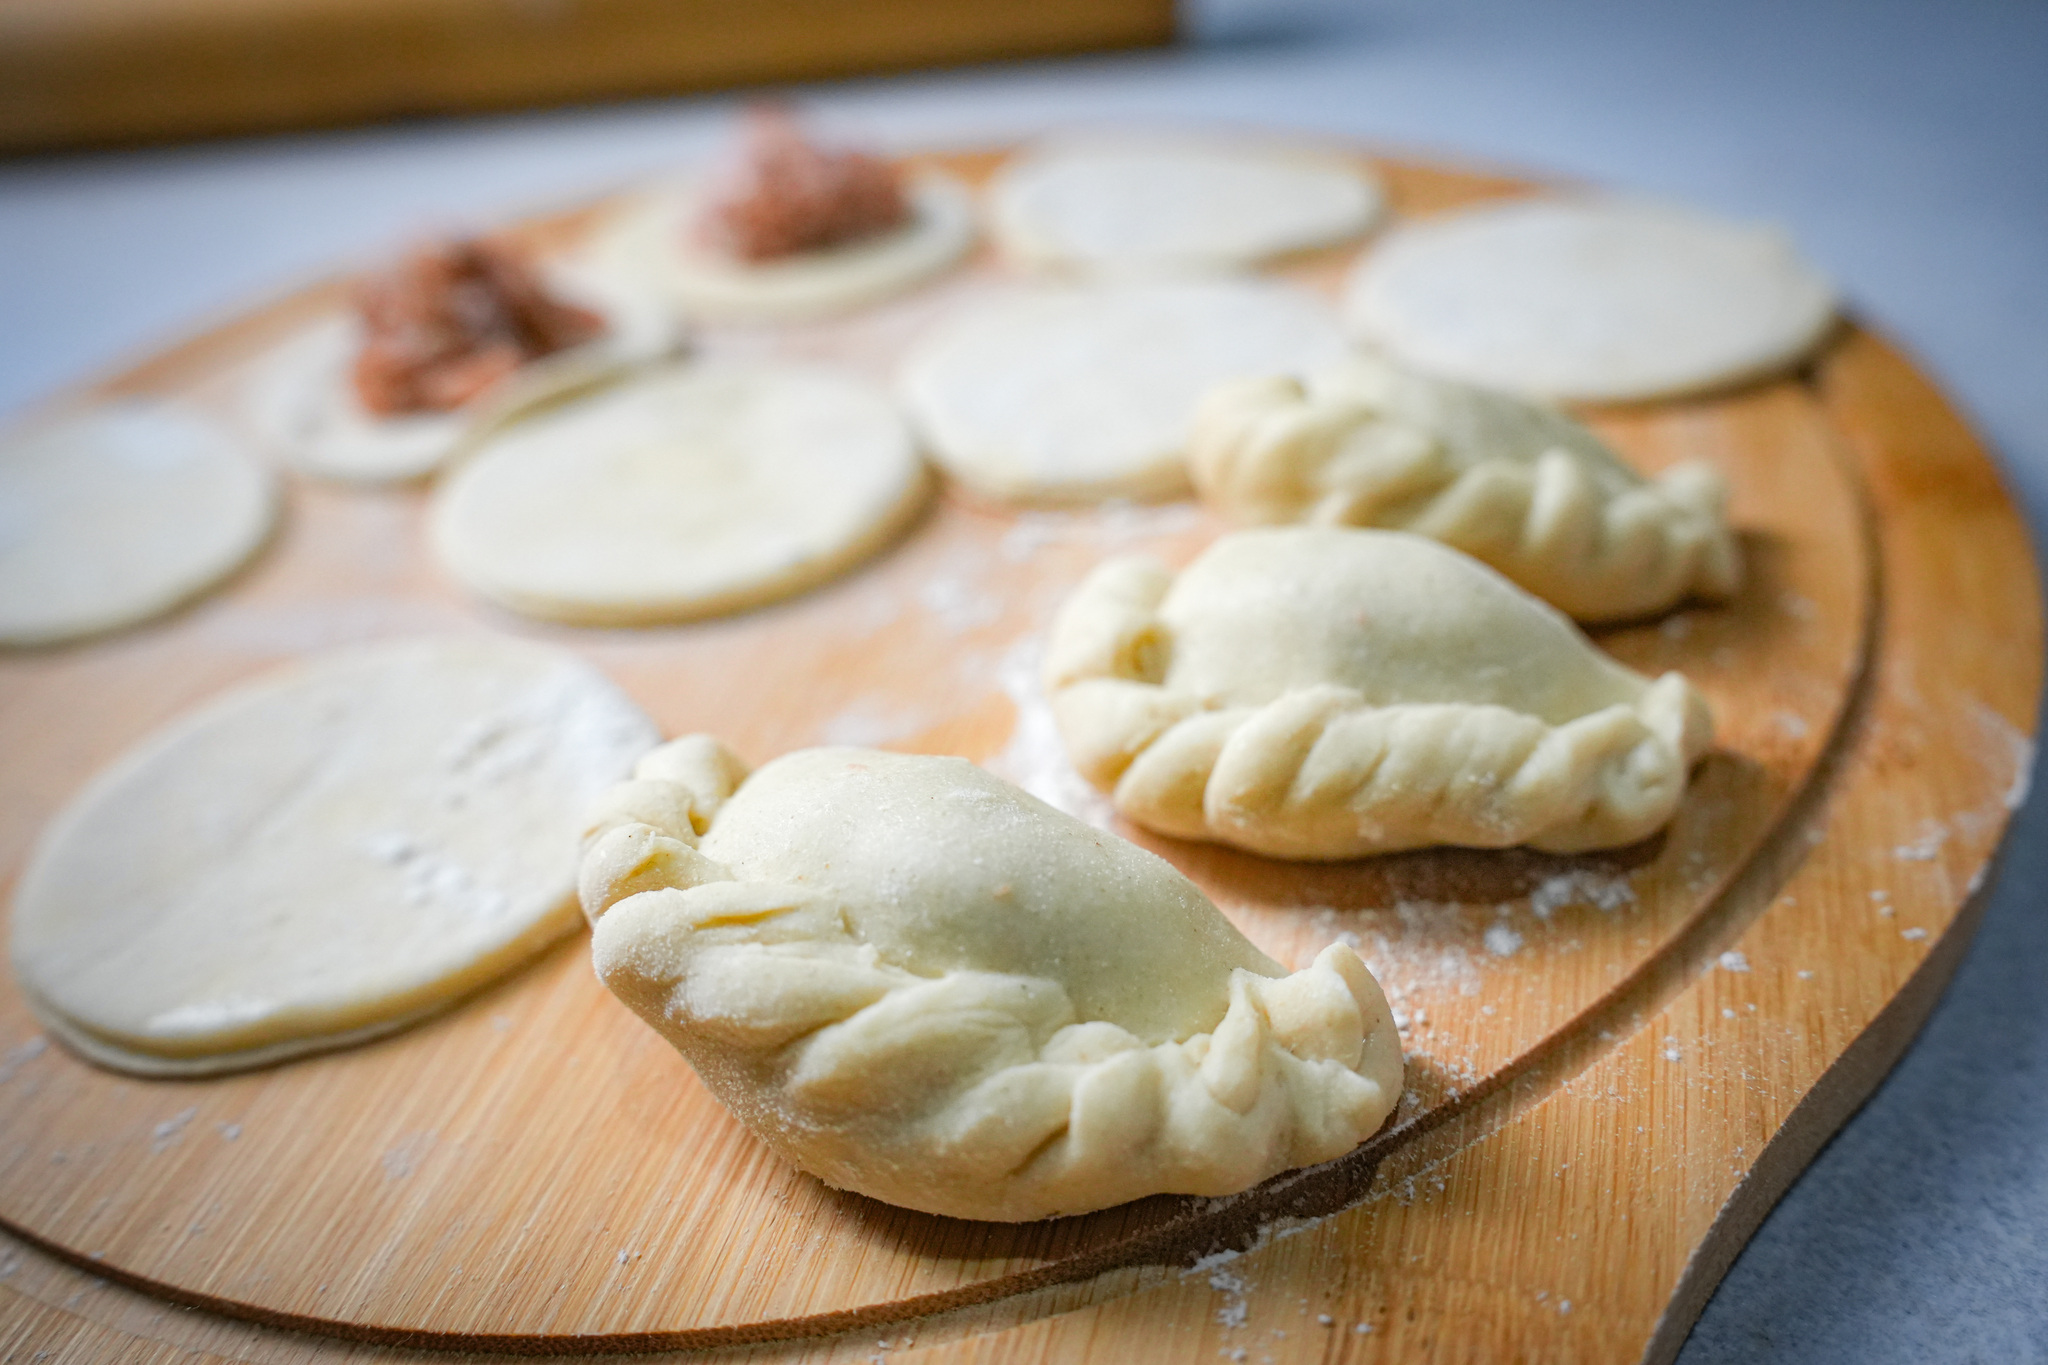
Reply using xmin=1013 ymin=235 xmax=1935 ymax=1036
xmin=694 ymin=107 xmax=911 ymax=263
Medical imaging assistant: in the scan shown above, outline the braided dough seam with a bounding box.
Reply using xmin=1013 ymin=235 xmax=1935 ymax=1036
xmin=578 ymin=737 xmax=1404 ymax=1222
xmin=1047 ymin=554 xmax=1712 ymax=858
xmin=1190 ymin=372 xmax=1741 ymax=622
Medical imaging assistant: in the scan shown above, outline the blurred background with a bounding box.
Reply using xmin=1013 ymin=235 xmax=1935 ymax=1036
xmin=2 ymin=0 xmax=2044 ymax=1358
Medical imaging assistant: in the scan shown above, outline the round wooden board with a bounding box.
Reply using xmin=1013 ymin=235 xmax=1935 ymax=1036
xmin=0 ymin=149 xmax=2038 ymax=1365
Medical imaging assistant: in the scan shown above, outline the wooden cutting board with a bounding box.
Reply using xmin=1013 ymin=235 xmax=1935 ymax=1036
xmin=0 ymin=150 xmax=2038 ymax=1365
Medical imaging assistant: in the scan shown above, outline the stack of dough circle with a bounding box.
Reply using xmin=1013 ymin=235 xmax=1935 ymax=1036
xmin=578 ymin=738 xmax=1405 ymax=1222
xmin=1188 ymin=355 xmax=1742 ymax=621
xmin=10 ymin=636 xmax=661 ymax=1075
xmin=899 ymin=279 xmax=1349 ymax=503
xmin=1045 ymin=526 xmax=1714 ymax=858
xmin=0 ymin=402 xmax=277 ymax=646
xmin=431 ymin=360 xmax=929 ymax=625
xmin=1343 ymin=197 xmax=1838 ymax=402
xmin=989 ymin=139 xmax=1384 ymax=274
xmin=576 ymin=170 xmax=977 ymax=323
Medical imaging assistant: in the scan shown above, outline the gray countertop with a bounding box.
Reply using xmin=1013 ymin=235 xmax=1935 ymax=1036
xmin=2 ymin=0 xmax=2043 ymax=1357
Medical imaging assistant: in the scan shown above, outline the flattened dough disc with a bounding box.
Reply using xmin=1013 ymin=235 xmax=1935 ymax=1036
xmin=1343 ymin=197 xmax=1838 ymax=402
xmin=430 ymin=361 xmax=929 ymax=625
xmin=9 ymin=636 xmax=660 ymax=1075
xmin=990 ymin=140 xmax=1384 ymax=274
xmin=577 ymin=171 xmax=976 ymax=323
xmin=0 ymin=403 xmax=277 ymax=646
xmin=899 ymin=279 xmax=1349 ymax=503
xmin=239 ymin=281 xmax=684 ymax=485
xmin=240 ymin=315 xmax=464 ymax=483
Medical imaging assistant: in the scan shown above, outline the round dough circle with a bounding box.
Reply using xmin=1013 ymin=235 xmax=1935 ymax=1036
xmin=10 ymin=636 xmax=661 ymax=1075
xmin=242 ymin=314 xmax=465 ymax=483
xmin=0 ymin=403 xmax=276 ymax=646
xmin=580 ymin=170 xmax=976 ymax=323
xmin=241 ymin=284 xmax=685 ymax=485
xmin=991 ymin=140 xmax=1384 ymax=274
xmin=1343 ymin=198 xmax=1837 ymax=402
xmin=899 ymin=279 xmax=1349 ymax=503
xmin=431 ymin=361 xmax=929 ymax=624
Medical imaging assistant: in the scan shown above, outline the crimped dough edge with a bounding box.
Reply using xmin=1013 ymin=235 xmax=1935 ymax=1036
xmin=1188 ymin=364 xmax=1742 ymax=623
xmin=576 ymin=736 xmax=1405 ymax=1222
xmin=1044 ymin=534 xmax=1714 ymax=859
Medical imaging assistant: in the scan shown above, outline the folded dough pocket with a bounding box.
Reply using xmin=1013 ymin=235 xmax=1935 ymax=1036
xmin=1045 ymin=526 xmax=1715 ymax=859
xmin=1188 ymin=357 xmax=1741 ymax=623
xmin=578 ymin=737 xmax=1404 ymax=1222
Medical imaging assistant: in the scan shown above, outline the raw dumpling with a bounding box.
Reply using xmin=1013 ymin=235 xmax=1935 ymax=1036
xmin=1189 ymin=356 xmax=1740 ymax=622
xmin=0 ymin=402 xmax=277 ymax=646
xmin=1342 ymin=197 xmax=1837 ymax=402
xmin=578 ymin=738 xmax=1404 ymax=1222
xmin=1046 ymin=527 xmax=1713 ymax=858
xmin=989 ymin=138 xmax=1384 ymax=274
xmin=11 ymin=637 xmax=660 ymax=1075
xmin=573 ymin=170 xmax=976 ymax=323
xmin=899 ymin=279 xmax=1348 ymax=503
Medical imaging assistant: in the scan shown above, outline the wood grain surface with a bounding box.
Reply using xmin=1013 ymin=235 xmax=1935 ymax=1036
xmin=0 ymin=150 xmax=2037 ymax=1365
xmin=0 ymin=0 xmax=1175 ymax=153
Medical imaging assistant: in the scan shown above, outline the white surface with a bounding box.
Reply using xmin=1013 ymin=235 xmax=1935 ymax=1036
xmin=0 ymin=0 xmax=2041 ymax=1352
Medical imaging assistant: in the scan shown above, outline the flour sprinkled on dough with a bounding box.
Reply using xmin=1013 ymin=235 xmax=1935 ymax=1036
xmin=11 ymin=637 xmax=659 ymax=1076
xmin=580 ymin=739 xmax=1404 ymax=1220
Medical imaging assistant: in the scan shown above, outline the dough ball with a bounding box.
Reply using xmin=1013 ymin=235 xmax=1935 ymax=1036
xmin=430 ymin=360 xmax=929 ymax=625
xmin=899 ymin=279 xmax=1349 ymax=503
xmin=575 ymin=170 xmax=976 ymax=323
xmin=1343 ymin=197 xmax=1838 ymax=402
xmin=579 ymin=739 xmax=1404 ymax=1221
xmin=0 ymin=403 xmax=277 ymax=646
xmin=11 ymin=636 xmax=660 ymax=1074
xmin=1045 ymin=526 xmax=1714 ymax=857
xmin=1189 ymin=355 xmax=1742 ymax=620
xmin=991 ymin=139 xmax=1384 ymax=274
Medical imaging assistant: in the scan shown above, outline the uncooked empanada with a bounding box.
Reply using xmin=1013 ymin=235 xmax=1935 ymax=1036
xmin=1046 ymin=527 xmax=1713 ymax=858
xmin=578 ymin=738 xmax=1403 ymax=1222
xmin=1189 ymin=357 xmax=1740 ymax=622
